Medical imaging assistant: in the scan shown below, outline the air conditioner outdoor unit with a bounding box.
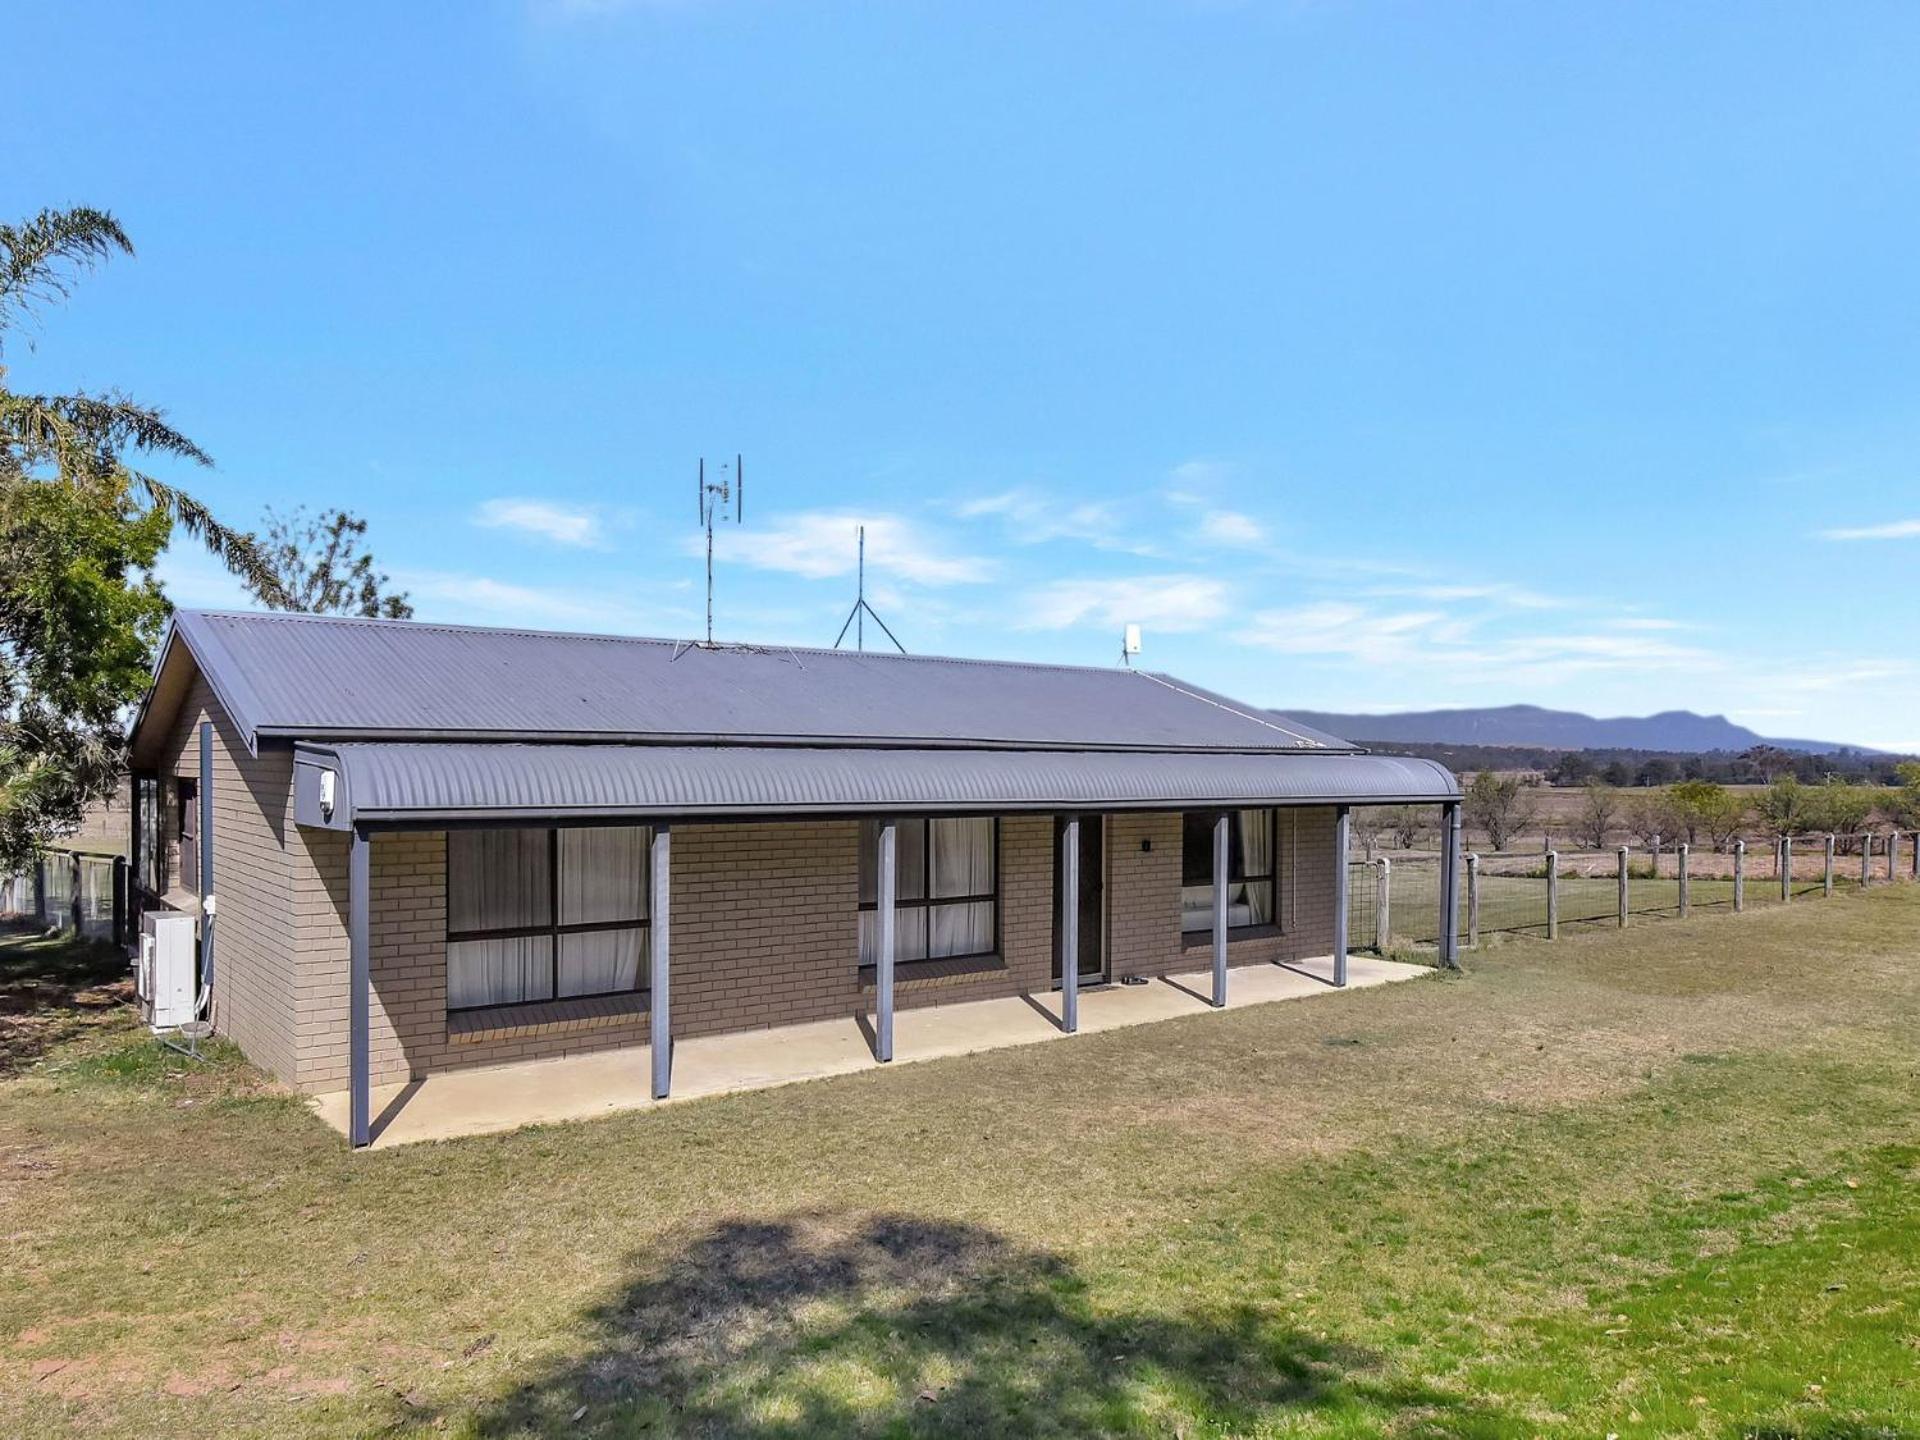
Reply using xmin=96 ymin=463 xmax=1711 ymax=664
xmin=138 ymin=908 xmax=198 ymax=1032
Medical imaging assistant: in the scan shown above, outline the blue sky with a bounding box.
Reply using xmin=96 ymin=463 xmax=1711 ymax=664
xmin=8 ymin=2 xmax=1919 ymax=748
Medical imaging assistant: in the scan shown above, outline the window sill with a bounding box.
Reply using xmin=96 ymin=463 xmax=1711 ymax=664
xmin=858 ymin=954 xmax=1006 ymax=990
xmin=1180 ymin=924 xmax=1287 ymax=950
xmin=448 ymin=990 xmax=650 ymax=1044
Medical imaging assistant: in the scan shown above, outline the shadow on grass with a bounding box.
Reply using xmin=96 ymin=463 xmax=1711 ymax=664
xmin=0 ymin=924 xmax=131 ymax=1077
xmin=428 ymin=1211 xmax=1506 ymax=1437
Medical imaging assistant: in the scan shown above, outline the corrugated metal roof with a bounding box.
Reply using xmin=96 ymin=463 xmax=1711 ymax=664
xmin=311 ymin=742 xmax=1459 ymax=823
xmin=151 ymin=610 xmax=1359 ymax=754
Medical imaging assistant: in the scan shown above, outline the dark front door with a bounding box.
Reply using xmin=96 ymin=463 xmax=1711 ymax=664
xmin=1053 ymin=816 xmax=1105 ymax=985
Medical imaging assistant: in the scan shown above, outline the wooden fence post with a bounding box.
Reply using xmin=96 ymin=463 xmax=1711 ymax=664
xmin=1861 ymin=832 xmax=1873 ymax=889
xmin=1677 ymin=843 xmax=1690 ymax=918
xmin=1466 ymin=853 xmax=1481 ymax=949
xmin=1732 ymin=837 xmax=1745 ymax=912
xmin=1545 ymin=850 xmax=1559 ymax=939
xmin=1617 ymin=845 xmax=1629 ymax=927
xmin=1374 ymin=856 xmax=1391 ymax=954
xmin=1824 ymin=833 xmax=1836 ymax=898
xmin=1780 ymin=836 xmax=1792 ymax=904
xmin=1886 ymin=832 xmax=1898 ymax=883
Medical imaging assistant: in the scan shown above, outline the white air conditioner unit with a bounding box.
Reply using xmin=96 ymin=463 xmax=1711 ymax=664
xmin=138 ymin=908 xmax=198 ymax=1032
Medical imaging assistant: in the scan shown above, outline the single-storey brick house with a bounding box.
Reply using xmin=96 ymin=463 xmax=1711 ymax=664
xmin=127 ymin=610 xmax=1462 ymax=1146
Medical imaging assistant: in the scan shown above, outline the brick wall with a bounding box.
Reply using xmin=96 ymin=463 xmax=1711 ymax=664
xmin=155 ymin=678 xmax=300 ymax=1083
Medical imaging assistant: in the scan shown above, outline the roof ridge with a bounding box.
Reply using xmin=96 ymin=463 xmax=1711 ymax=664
xmin=180 ymin=609 xmax=1196 ymax=681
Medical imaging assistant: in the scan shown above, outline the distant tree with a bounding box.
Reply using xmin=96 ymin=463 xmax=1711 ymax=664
xmin=1372 ymin=805 xmax=1426 ymax=850
xmin=1635 ymin=756 xmax=1680 ymax=787
xmin=1803 ymin=776 xmax=1873 ymax=838
xmin=0 ymin=206 xmax=280 ymax=868
xmin=248 ymin=506 xmax=412 ymax=618
xmin=1741 ymin=745 xmax=1796 ymax=783
xmin=1549 ymin=751 xmax=1594 ymax=787
xmin=1574 ymin=781 xmax=1618 ymax=849
xmin=1462 ymin=771 xmax=1537 ymax=851
xmin=1887 ymin=761 xmax=1920 ymax=830
xmin=1753 ymin=775 xmax=1816 ymax=836
xmin=1670 ymin=779 xmax=1745 ymax=851
xmin=1622 ymin=789 xmax=1682 ymax=848
xmin=1601 ymin=759 xmax=1633 ymax=787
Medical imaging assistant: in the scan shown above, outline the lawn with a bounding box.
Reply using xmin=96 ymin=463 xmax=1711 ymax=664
xmin=2 ymin=888 xmax=1918 ymax=1438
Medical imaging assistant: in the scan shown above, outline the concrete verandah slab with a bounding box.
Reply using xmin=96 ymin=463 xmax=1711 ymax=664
xmin=311 ymin=953 xmax=1431 ymax=1149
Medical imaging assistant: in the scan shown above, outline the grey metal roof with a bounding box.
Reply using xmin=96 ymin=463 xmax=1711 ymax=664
xmin=308 ymin=741 xmax=1459 ymax=824
xmin=146 ymin=609 xmax=1359 ymax=755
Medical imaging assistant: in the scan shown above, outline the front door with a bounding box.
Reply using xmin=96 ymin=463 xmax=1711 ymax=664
xmin=1052 ymin=816 xmax=1105 ymax=986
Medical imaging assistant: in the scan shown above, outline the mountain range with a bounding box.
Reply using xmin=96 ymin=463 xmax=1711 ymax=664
xmin=1277 ymin=704 xmax=1876 ymax=756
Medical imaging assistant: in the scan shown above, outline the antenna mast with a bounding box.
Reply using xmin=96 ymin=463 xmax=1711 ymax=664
xmin=696 ymin=454 xmax=744 ymax=646
xmin=833 ymin=524 xmax=906 ymax=653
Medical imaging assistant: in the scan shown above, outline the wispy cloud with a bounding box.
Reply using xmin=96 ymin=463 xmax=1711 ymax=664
xmin=397 ymin=569 xmax=696 ymax=634
xmin=1193 ymin=510 xmax=1267 ymax=547
xmin=1019 ymin=574 xmax=1230 ymax=633
xmin=708 ymin=510 xmax=994 ymax=586
xmin=1358 ymin=581 xmax=1567 ymax=610
xmin=1819 ymin=518 xmax=1920 ymax=541
xmin=474 ymin=498 xmax=606 ymax=548
xmin=953 ymin=489 xmax=1154 ymax=554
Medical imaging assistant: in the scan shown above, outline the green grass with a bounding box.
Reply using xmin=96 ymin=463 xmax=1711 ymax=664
xmin=3 ymin=890 xmax=1919 ymax=1437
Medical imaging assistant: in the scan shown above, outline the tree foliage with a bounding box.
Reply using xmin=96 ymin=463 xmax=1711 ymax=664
xmin=1753 ymin=776 xmax=1816 ymax=836
xmin=0 ymin=206 xmax=278 ymax=867
xmin=1462 ymin=771 xmax=1537 ymax=851
xmin=1669 ymin=779 xmax=1746 ymax=851
xmin=248 ymin=507 xmax=412 ymax=619
xmin=1574 ymin=782 xmax=1618 ymax=849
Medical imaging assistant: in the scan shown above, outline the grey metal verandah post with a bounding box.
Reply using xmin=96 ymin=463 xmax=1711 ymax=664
xmin=1733 ymin=838 xmax=1745 ymax=912
xmin=874 ymin=820 xmax=896 ymax=1061
xmin=1060 ymin=816 xmax=1079 ymax=1033
xmin=1465 ymin=853 xmax=1481 ymax=950
xmin=650 ymin=826 xmax=673 ymax=1097
xmin=1332 ymin=806 xmax=1350 ymax=987
xmin=1438 ymin=802 xmax=1462 ymax=969
xmin=1545 ymin=850 xmax=1559 ymax=940
xmin=1375 ymin=856 xmax=1391 ymax=955
xmin=1617 ymin=845 xmax=1629 ymax=927
xmin=1677 ymin=843 xmax=1690 ymax=918
xmin=1211 ymin=812 xmax=1229 ymax=1007
xmin=348 ymin=825 xmax=370 ymax=1149
xmin=1824 ymin=834 xmax=1836 ymax=898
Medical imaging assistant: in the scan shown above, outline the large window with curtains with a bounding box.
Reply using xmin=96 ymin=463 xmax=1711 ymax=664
xmin=446 ymin=826 xmax=650 ymax=1011
xmin=857 ymin=817 xmax=998 ymax=966
xmin=1180 ymin=809 xmax=1278 ymax=933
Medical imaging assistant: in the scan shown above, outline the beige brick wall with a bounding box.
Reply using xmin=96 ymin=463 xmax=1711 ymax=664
xmin=154 ymin=677 xmax=300 ymax=1083
xmin=282 ymin=808 xmax=1341 ymax=1092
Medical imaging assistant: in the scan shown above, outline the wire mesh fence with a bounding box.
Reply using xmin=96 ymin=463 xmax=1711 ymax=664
xmin=0 ymin=849 xmax=122 ymax=941
xmin=1347 ymin=828 xmax=1918 ymax=956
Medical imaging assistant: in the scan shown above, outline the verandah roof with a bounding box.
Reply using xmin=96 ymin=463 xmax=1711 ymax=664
xmin=298 ymin=741 xmax=1460 ymax=828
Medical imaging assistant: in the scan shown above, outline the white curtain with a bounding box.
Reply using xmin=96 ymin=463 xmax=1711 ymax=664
xmin=558 ymin=826 xmax=648 ymax=925
xmin=930 ymin=817 xmax=994 ymax=898
xmin=930 ymin=900 xmax=994 ymax=958
xmin=448 ymin=828 xmax=548 ymax=933
xmin=1238 ymin=809 xmax=1274 ymax=925
xmin=559 ymin=928 xmax=647 ymax=997
xmin=449 ymin=935 xmax=553 ymax=1008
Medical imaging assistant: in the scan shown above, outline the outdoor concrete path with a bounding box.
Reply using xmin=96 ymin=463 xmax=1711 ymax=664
xmin=312 ymin=953 xmax=1430 ymax=1148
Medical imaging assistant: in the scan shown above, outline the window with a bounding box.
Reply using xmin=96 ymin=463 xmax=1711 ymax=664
xmin=857 ymin=817 xmax=997 ymax=965
xmin=446 ymin=826 xmax=650 ymax=1011
xmin=177 ymin=779 xmax=198 ymax=894
xmin=137 ymin=774 xmax=163 ymax=894
xmin=1180 ymin=809 xmax=1277 ymax=933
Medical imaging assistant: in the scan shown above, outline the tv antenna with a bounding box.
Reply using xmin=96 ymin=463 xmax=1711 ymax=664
xmin=1120 ymin=622 xmax=1142 ymax=667
xmin=696 ymin=455 xmax=743 ymax=645
xmin=832 ymin=525 xmax=906 ymax=653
